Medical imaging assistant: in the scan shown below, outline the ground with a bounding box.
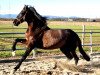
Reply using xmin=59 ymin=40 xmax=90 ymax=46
xmin=0 ymin=53 xmax=100 ymax=75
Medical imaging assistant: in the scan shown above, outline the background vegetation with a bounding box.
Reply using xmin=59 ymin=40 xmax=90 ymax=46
xmin=0 ymin=20 xmax=100 ymax=57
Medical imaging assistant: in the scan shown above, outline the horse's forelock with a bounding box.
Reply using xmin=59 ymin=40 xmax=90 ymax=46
xmin=24 ymin=5 xmax=28 ymax=10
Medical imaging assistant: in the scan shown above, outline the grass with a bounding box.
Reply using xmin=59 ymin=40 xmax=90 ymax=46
xmin=0 ymin=20 xmax=100 ymax=57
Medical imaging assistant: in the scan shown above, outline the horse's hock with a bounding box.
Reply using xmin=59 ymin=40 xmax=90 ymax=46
xmin=0 ymin=54 xmax=100 ymax=75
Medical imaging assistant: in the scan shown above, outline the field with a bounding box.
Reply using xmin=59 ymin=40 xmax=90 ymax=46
xmin=0 ymin=53 xmax=100 ymax=75
xmin=0 ymin=20 xmax=100 ymax=57
xmin=0 ymin=20 xmax=100 ymax=75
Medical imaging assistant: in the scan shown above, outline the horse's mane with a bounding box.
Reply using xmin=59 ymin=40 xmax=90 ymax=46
xmin=28 ymin=6 xmax=47 ymax=26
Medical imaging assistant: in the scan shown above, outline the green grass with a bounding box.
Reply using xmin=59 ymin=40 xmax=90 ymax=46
xmin=0 ymin=49 xmax=62 ymax=58
xmin=0 ymin=51 xmax=12 ymax=58
xmin=0 ymin=21 xmax=100 ymax=57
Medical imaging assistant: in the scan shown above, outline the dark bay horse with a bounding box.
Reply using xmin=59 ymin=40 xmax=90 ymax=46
xmin=12 ymin=5 xmax=90 ymax=71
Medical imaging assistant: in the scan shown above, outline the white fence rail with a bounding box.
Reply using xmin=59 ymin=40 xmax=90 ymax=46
xmin=0 ymin=25 xmax=100 ymax=54
xmin=0 ymin=31 xmax=100 ymax=51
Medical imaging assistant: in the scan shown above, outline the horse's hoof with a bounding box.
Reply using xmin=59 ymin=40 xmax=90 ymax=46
xmin=14 ymin=66 xmax=19 ymax=72
xmin=12 ymin=69 xmax=17 ymax=74
xmin=75 ymin=60 xmax=79 ymax=65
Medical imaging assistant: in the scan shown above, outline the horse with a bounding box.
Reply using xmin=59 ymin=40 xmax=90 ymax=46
xmin=12 ymin=5 xmax=90 ymax=72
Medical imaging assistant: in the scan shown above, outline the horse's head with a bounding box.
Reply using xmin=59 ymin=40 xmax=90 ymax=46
xmin=13 ymin=5 xmax=42 ymax=26
xmin=13 ymin=5 xmax=28 ymax=26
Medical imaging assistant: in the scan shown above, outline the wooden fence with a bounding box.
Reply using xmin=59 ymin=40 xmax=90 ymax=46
xmin=0 ymin=25 xmax=100 ymax=55
xmin=0 ymin=31 xmax=100 ymax=51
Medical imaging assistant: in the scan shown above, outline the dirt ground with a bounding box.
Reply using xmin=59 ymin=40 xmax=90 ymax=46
xmin=0 ymin=53 xmax=100 ymax=75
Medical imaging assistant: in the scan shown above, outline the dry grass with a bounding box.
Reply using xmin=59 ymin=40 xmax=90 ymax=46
xmin=1 ymin=20 xmax=100 ymax=26
xmin=48 ymin=21 xmax=100 ymax=26
xmin=0 ymin=20 xmax=13 ymax=25
xmin=0 ymin=56 xmax=99 ymax=75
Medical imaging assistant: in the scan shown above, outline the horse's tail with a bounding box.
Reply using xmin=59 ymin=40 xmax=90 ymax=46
xmin=77 ymin=37 xmax=90 ymax=61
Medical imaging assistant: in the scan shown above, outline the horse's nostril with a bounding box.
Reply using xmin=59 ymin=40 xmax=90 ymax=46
xmin=13 ymin=22 xmax=16 ymax=25
xmin=13 ymin=20 xmax=16 ymax=25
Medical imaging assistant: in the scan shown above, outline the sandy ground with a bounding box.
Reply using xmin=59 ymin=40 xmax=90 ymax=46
xmin=0 ymin=53 xmax=100 ymax=75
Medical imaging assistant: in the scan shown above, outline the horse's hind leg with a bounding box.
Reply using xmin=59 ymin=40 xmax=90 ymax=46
xmin=71 ymin=51 xmax=79 ymax=65
xmin=60 ymin=47 xmax=73 ymax=60
xmin=69 ymin=44 xmax=79 ymax=65
xmin=60 ymin=46 xmax=79 ymax=65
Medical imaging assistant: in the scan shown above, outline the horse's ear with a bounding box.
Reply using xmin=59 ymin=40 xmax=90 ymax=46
xmin=24 ymin=5 xmax=28 ymax=10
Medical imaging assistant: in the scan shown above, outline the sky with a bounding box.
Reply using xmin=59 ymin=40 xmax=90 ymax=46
xmin=0 ymin=0 xmax=100 ymax=18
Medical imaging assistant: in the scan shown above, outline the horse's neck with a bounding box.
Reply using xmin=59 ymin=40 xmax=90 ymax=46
xmin=27 ymin=22 xmax=50 ymax=33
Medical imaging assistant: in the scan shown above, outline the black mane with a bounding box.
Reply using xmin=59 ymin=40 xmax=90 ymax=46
xmin=28 ymin=6 xmax=47 ymax=26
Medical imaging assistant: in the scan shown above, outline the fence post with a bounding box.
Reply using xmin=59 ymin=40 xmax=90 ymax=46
xmin=90 ymin=31 xmax=93 ymax=54
xmin=82 ymin=25 xmax=85 ymax=46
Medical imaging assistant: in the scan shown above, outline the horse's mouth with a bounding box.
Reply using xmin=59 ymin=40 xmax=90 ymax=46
xmin=13 ymin=19 xmax=20 ymax=26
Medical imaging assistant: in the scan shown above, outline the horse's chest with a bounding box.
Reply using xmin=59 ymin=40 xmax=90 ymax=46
xmin=25 ymin=31 xmax=34 ymax=41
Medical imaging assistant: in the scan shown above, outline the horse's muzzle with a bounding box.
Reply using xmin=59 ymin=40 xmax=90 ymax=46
xmin=13 ymin=19 xmax=20 ymax=26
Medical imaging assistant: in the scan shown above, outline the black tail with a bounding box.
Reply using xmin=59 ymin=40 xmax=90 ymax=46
xmin=77 ymin=37 xmax=90 ymax=61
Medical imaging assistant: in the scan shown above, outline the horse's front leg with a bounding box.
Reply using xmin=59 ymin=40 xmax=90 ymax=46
xmin=14 ymin=37 xmax=36 ymax=72
xmin=14 ymin=47 xmax=33 ymax=72
xmin=12 ymin=38 xmax=26 ymax=56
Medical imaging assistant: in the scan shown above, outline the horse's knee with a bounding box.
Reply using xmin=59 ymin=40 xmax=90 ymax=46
xmin=12 ymin=39 xmax=20 ymax=52
xmin=13 ymin=38 xmax=19 ymax=43
xmin=12 ymin=44 xmax=16 ymax=51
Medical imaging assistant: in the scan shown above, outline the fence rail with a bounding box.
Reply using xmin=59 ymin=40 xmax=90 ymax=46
xmin=0 ymin=31 xmax=100 ymax=34
xmin=0 ymin=32 xmax=24 ymax=34
xmin=0 ymin=31 xmax=100 ymax=52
